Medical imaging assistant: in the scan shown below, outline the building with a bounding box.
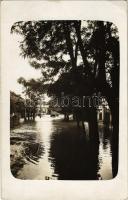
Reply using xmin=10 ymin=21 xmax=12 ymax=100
xmin=36 ymin=104 xmax=50 ymax=116
xmin=97 ymin=105 xmax=112 ymax=125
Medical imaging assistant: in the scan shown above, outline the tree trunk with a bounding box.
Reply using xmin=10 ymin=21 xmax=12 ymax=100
xmin=24 ymin=115 xmax=26 ymax=121
xmin=27 ymin=112 xmax=30 ymax=121
xmin=64 ymin=113 xmax=69 ymax=121
xmin=88 ymin=108 xmax=99 ymax=143
xmin=63 ymin=22 xmax=77 ymax=69
xmin=75 ymin=21 xmax=91 ymax=75
xmin=33 ymin=112 xmax=35 ymax=121
xmin=109 ymin=98 xmax=119 ymax=178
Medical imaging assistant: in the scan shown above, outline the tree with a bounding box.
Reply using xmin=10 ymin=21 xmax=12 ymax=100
xmin=17 ymin=77 xmax=44 ymax=121
xmin=10 ymin=91 xmax=25 ymax=115
xmin=88 ymin=21 xmax=119 ymax=176
xmin=10 ymin=91 xmax=25 ymax=127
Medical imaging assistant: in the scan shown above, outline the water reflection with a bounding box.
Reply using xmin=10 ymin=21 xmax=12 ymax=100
xmin=98 ymin=124 xmax=113 ymax=179
xmin=10 ymin=116 xmax=113 ymax=180
xmin=49 ymin=129 xmax=99 ymax=180
xmin=10 ymin=122 xmax=44 ymax=177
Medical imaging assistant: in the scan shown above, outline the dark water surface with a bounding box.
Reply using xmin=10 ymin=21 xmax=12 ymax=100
xmin=10 ymin=115 xmax=113 ymax=180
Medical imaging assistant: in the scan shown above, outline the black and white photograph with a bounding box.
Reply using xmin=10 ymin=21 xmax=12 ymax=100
xmin=10 ymin=19 xmax=119 ymax=180
xmin=1 ymin=1 xmax=127 ymax=200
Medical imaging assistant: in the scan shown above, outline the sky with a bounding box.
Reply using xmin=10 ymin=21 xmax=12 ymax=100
xmin=9 ymin=34 xmax=42 ymax=96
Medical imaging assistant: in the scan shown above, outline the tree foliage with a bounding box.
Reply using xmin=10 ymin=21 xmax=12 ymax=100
xmin=11 ymin=20 xmax=119 ymax=110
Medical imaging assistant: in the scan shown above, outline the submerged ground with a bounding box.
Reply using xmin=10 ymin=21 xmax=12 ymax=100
xmin=10 ymin=115 xmax=113 ymax=180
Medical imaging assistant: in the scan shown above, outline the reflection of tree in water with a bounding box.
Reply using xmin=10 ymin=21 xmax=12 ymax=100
xmin=111 ymin=127 xmax=118 ymax=178
xmin=10 ymin=134 xmax=44 ymax=177
xmin=103 ymin=126 xmax=112 ymax=149
xmin=49 ymin=129 xmax=99 ymax=180
xmin=99 ymin=125 xmax=112 ymax=151
xmin=100 ymin=124 xmax=117 ymax=178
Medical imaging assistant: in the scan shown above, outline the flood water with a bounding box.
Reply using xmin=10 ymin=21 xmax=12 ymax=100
xmin=10 ymin=115 xmax=113 ymax=180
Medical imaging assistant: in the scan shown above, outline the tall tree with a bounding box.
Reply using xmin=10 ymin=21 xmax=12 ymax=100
xmin=88 ymin=21 xmax=119 ymax=176
xmin=17 ymin=77 xmax=44 ymax=121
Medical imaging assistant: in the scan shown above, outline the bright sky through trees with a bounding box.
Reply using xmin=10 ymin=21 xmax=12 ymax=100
xmin=10 ymin=34 xmax=41 ymax=96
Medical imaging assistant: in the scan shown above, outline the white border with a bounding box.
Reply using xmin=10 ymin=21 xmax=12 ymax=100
xmin=1 ymin=1 xmax=127 ymax=200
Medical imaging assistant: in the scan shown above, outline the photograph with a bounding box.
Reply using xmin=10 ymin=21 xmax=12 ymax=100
xmin=10 ymin=20 xmax=119 ymax=180
xmin=1 ymin=1 xmax=127 ymax=200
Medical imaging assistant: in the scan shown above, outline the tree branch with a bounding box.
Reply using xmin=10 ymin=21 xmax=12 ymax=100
xmin=74 ymin=21 xmax=91 ymax=74
xmin=63 ymin=22 xmax=77 ymax=69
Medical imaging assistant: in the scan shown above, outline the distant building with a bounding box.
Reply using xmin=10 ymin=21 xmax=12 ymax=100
xmin=36 ymin=104 xmax=50 ymax=115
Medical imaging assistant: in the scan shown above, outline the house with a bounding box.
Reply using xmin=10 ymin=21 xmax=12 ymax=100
xmin=36 ymin=104 xmax=50 ymax=116
xmin=97 ymin=104 xmax=112 ymax=125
